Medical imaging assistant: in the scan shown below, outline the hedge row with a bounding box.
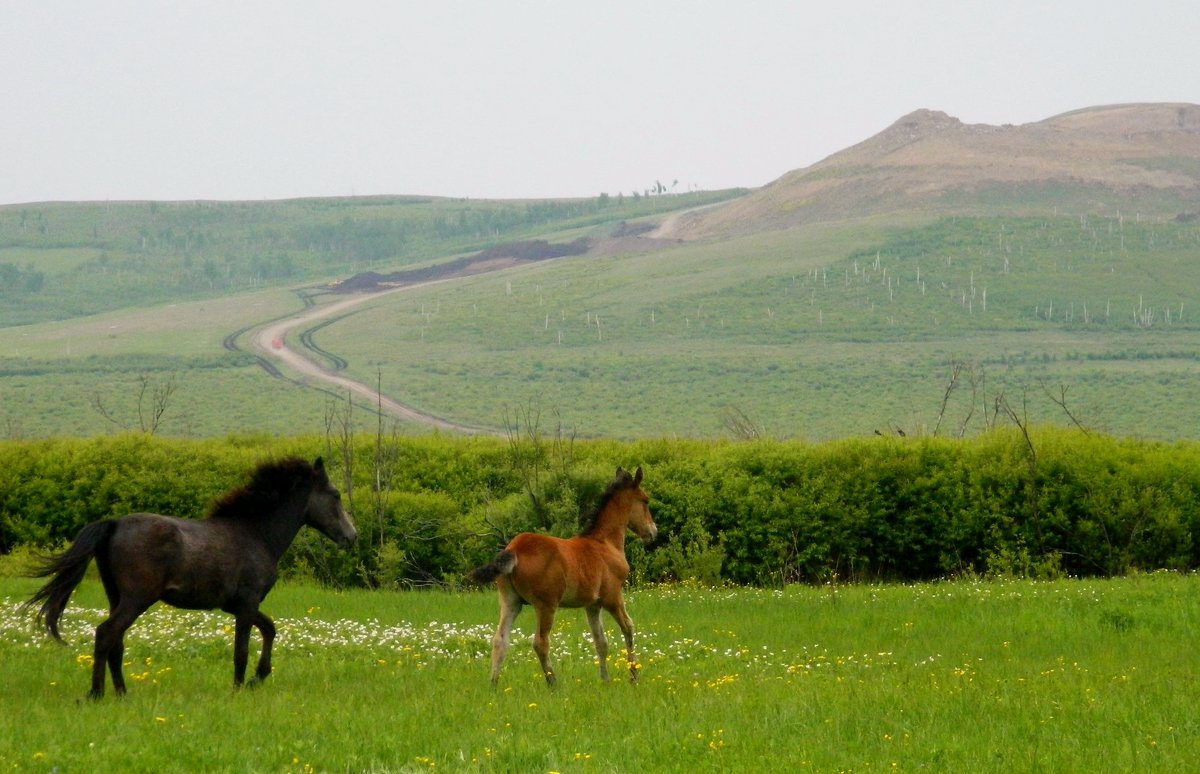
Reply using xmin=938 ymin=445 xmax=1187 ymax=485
xmin=2 ymin=430 xmax=1198 ymax=586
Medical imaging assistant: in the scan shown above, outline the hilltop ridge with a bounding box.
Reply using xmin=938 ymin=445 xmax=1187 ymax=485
xmin=663 ymin=103 xmax=1200 ymax=238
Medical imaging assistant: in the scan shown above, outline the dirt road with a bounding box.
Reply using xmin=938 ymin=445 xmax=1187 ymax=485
xmin=245 ymin=280 xmax=492 ymax=434
xmin=240 ymin=218 xmax=704 ymax=433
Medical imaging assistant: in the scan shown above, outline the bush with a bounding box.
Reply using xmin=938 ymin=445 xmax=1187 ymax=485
xmin=3 ymin=430 xmax=1200 ymax=587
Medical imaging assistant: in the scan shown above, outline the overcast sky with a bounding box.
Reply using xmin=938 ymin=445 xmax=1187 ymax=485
xmin=2 ymin=1 xmax=1196 ymax=205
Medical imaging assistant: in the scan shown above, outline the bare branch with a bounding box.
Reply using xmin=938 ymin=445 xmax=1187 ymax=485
xmin=145 ymin=373 xmax=177 ymax=434
xmin=959 ymin=363 xmax=983 ymax=436
xmin=995 ymin=391 xmax=1037 ymax=467
xmin=1040 ymin=380 xmax=1091 ymax=436
xmin=720 ymin=404 xmax=762 ymax=440
xmin=91 ymin=372 xmax=176 ymax=434
xmin=503 ymin=398 xmax=548 ymax=528
xmin=932 ymin=360 xmax=964 ymax=437
xmin=90 ymin=393 xmax=129 ymax=430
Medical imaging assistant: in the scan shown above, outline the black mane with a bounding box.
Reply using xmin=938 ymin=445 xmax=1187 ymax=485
xmin=578 ymin=470 xmax=638 ymax=535
xmin=207 ymin=458 xmax=314 ymax=522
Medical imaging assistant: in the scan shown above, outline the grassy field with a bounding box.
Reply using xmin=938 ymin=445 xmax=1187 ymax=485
xmin=2 ymin=573 xmax=1197 ymax=771
xmin=317 ymin=215 xmax=1200 ymax=439
xmin=4 ymin=207 xmax=1200 ymax=440
xmin=0 ymin=286 xmax=378 ymax=438
xmin=0 ymin=193 xmax=741 ymax=328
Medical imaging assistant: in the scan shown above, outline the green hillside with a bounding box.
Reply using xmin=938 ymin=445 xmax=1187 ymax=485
xmin=318 ymin=214 xmax=1200 ymax=439
xmin=0 ymin=192 xmax=737 ymax=327
xmin=3 ymin=103 xmax=1199 ymax=440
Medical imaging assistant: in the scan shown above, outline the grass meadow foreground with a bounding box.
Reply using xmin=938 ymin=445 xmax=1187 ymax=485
xmin=1 ymin=574 xmax=1197 ymax=772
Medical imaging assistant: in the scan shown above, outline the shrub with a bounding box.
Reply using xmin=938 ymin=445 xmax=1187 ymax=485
xmin=3 ymin=429 xmax=1200 ymax=586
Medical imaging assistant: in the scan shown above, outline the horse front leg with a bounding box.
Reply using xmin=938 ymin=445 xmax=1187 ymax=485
xmin=609 ymin=598 xmax=638 ymax=683
xmin=585 ymin=605 xmax=610 ymax=681
xmin=249 ymin=611 xmax=276 ymax=685
xmin=532 ymin=604 xmax=558 ymax=688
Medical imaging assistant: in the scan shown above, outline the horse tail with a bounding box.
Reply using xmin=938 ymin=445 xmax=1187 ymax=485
xmin=467 ymin=549 xmax=517 ymax=585
xmin=22 ymin=520 xmax=117 ymax=643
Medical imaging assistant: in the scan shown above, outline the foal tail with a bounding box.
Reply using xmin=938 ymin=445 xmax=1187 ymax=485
xmin=467 ymin=550 xmax=517 ymax=585
xmin=22 ymin=520 xmax=117 ymax=643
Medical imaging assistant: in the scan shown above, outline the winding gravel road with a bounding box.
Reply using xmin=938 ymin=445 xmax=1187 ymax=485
xmin=244 ymin=280 xmax=492 ymax=434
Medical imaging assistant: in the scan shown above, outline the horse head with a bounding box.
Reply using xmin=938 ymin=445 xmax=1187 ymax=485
xmin=305 ymin=457 xmax=358 ymax=548
xmin=620 ymin=466 xmax=657 ymax=544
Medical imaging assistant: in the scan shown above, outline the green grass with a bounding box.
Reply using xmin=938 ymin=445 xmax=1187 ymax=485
xmin=4 ymin=211 xmax=1200 ymax=440
xmin=2 ymin=574 xmax=1198 ymax=771
xmin=0 ymin=193 xmax=742 ymax=328
xmin=313 ymin=215 xmax=1200 ymax=439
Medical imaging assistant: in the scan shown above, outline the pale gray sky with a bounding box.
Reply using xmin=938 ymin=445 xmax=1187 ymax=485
xmin=2 ymin=1 xmax=1196 ymax=205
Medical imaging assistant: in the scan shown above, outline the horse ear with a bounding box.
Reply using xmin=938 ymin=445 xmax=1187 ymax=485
xmin=615 ymin=466 xmax=626 ymax=479
xmin=633 ymin=466 xmax=643 ymax=485
xmin=313 ymin=456 xmax=325 ymax=473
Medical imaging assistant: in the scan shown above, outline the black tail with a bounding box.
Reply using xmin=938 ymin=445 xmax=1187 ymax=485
xmin=467 ymin=550 xmax=517 ymax=585
xmin=22 ymin=520 xmax=116 ymax=643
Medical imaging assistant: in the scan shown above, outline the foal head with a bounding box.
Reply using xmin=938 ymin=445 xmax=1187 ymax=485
xmin=614 ymin=466 xmax=657 ymax=544
xmin=304 ymin=457 xmax=358 ymax=548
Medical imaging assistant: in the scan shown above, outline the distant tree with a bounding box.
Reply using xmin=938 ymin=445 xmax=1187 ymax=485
xmin=91 ymin=373 xmax=178 ymax=435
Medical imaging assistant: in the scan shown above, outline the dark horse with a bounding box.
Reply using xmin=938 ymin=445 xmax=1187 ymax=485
xmin=469 ymin=466 xmax=656 ymax=687
xmin=23 ymin=457 xmax=357 ymax=698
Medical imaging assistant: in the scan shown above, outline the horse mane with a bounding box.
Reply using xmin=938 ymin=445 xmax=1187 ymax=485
xmin=577 ymin=470 xmax=638 ymax=536
xmin=207 ymin=458 xmax=314 ymax=522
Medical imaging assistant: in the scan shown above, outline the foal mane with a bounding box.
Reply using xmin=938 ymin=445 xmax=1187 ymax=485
xmin=207 ymin=457 xmax=315 ymax=522
xmin=578 ymin=469 xmax=639 ymax=536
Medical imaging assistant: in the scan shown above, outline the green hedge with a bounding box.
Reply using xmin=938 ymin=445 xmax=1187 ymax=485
xmin=2 ymin=430 xmax=1198 ymax=586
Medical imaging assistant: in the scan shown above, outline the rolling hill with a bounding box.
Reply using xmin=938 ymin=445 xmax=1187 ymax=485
xmin=2 ymin=103 xmax=1199 ymax=440
xmin=663 ymin=103 xmax=1200 ymax=238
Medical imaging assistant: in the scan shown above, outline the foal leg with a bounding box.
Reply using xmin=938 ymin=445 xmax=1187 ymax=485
xmin=249 ymin=611 xmax=276 ymax=685
xmin=532 ymin=604 xmax=558 ymax=688
xmin=489 ymin=584 xmax=522 ymax=687
xmin=608 ymin=597 xmax=638 ymax=683
xmin=585 ymin=605 xmax=610 ymax=681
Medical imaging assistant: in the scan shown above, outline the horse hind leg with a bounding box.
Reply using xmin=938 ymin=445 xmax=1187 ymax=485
xmin=232 ymin=615 xmax=254 ymax=687
xmin=489 ymin=584 xmax=522 ymax=687
xmin=585 ymin=605 xmax=610 ymax=681
xmin=91 ymin=601 xmax=147 ymax=698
